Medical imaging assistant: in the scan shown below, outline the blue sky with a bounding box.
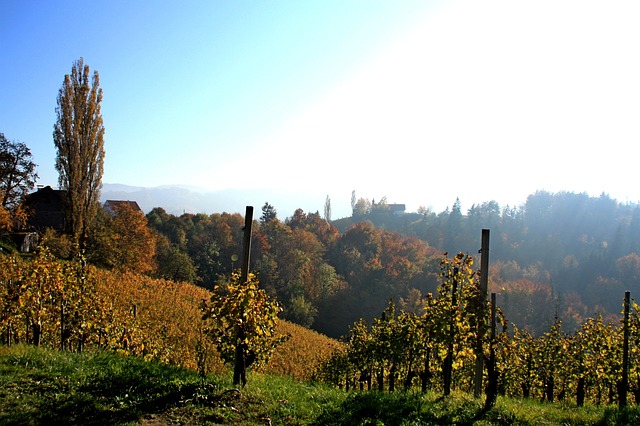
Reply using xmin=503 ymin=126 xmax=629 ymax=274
xmin=2 ymin=1 xmax=640 ymax=218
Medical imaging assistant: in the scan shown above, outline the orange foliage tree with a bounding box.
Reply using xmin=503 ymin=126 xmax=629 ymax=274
xmin=88 ymin=203 xmax=157 ymax=274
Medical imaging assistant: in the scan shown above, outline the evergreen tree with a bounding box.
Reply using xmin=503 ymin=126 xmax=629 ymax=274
xmin=260 ymin=202 xmax=277 ymax=224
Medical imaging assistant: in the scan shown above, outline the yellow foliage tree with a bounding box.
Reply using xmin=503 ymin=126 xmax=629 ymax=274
xmin=0 ymin=205 xmax=11 ymax=232
xmin=88 ymin=204 xmax=156 ymax=274
xmin=201 ymin=272 xmax=287 ymax=385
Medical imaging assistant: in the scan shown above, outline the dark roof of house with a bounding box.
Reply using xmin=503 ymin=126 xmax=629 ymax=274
xmin=24 ymin=186 xmax=65 ymax=209
xmin=23 ymin=186 xmax=66 ymax=231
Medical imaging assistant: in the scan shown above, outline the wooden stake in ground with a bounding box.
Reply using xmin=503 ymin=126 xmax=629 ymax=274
xmin=443 ymin=267 xmax=458 ymax=396
xmin=474 ymin=229 xmax=490 ymax=397
xmin=484 ymin=292 xmax=498 ymax=412
xmin=234 ymin=206 xmax=253 ymax=386
xmin=620 ymin=290 xmax=630 ymax=407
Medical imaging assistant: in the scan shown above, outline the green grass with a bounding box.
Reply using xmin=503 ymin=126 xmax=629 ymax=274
xmin=0 ymin=344 xmax=221 ymax=425
xmin=2 ymin=345 xmax=640 ymax=425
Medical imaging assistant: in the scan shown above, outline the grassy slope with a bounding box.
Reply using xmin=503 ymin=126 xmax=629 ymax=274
xmin=3 ymin=345 xmax=640 ymax=426
xmin=0 ymin=344 xmax=344 ymax=426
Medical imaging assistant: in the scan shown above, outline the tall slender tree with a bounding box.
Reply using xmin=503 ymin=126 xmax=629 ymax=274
xmin=351 ymin=190 xmax=356 ymax=215
xmin=324 ymin=195 xmax=332 ymax=222
xmin=53 ymin=58 xmax=105 ymax=250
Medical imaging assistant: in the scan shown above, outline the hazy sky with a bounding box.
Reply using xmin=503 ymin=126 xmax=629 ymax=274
xmin=2 ymin=1 xmax=640 ymax=218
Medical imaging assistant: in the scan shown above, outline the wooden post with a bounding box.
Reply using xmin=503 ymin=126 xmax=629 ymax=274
xmin=60 ymin=302 xmax=66 ymax=351
xmin=240 ymin=206 xmax=253 ymax=284
xmin=484 ymin=292 xmax=498 ymax=411
xmin=444 ymin=267 xmax=458 ymax=396
xmin=234 ymin=206 xmax=253 ymax=386
xmin=474 ymin=229 xmax=490 ymax=397
xmin=620 ymin=290 xmax=630 ymax=407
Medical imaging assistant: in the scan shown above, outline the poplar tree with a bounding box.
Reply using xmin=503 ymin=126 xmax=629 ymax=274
xmin=324 ymin=195 xmax=331 ymax=222
xmin=53 ymin=58 xmax=105 ymax=250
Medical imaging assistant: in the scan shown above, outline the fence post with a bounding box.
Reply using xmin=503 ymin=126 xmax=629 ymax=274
xmin=484 ymin=292 xmax=498 ymax=411
xmin=444 ymin=267 xmax=458 ymax=396
xmin=620 ymin=290 xmax=630 ymax=407
xmin=475 ymin=229 xmax=490 ymax=397
xmin=60 ymin=302 xmax=65 ymax=351
xmin=234 ymin=206 xmax=253 ymax=387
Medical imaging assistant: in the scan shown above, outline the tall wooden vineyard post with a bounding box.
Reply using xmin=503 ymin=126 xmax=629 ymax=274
xmin=443 ymin=267 xmax=458 ymax=396
xmin=620 ymin=290 xmax=630 ymax=407
xmin=474 ymin=229 xmax=490 ymax=397
xmin=484 ymin=292 xmax=498 ymax=411
xmin=234 ymin=206 xmax=253 ymax=386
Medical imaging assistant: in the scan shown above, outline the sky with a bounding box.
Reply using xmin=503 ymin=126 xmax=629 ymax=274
xmin=2 ymin=0 xmax=640 ymax=219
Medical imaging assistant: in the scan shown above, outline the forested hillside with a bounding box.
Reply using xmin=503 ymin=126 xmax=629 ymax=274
xmin=147 ymin=190 xmax=640 ymax=338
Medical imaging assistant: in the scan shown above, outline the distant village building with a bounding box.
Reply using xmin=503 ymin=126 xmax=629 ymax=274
xmin=24 ymin=187 xmax=144 ymax=230
xmin=103 ymin=200 xmax=142 ymax=216
xmin=17 ymin=187 xmax=143 ymax=253
xmin=389 ymin=204 xmax=406 ymax=215
xmin=369 ymin=200 xmax=406 ymax=216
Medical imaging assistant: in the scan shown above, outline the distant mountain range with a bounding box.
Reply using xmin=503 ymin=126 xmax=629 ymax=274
xmin=100 ymin=184 xmax=337 ymax=218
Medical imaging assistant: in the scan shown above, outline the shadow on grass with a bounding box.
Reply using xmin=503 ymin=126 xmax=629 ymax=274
xmin=0 ymin=349 xmax=213 ymax=426
xmin=596 ymin=405 xmax=640 ymax=426
xmin=312 ymin=391 xmax=483 ymax=426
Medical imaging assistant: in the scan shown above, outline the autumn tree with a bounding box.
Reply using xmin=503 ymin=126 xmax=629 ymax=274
xmin=154 ymin=233 xmax=198 ymax=283
xmin=352 ymin=197 xmax=372 ymax=217
xmin=0 ymin=206 xmax=12 ymax=233
xmin=53 ymin=58 xmax=105 ymax=250
xmin=0 ymin=133 xmax=38 ymax=211
xmin=146 ymin=209 xmax=248 ymax=284
xmin=87 ymin=203 xmax=156 ymax=274
xmin=254 ymin=211 xmax=346 ymax=328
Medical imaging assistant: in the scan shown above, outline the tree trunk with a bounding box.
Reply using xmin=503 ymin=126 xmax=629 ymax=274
xmin=444 ymin=269 xmax=458 ymax=397
xmin=577 ymin=377 xmax=586 ymax=407
xmin=60 ymin=303 xmax=66 ymax=351
xmin=634 ymin=377 xmax=640 ymax=404
xmin=404 ymin=370 xmax=417 ymax=391
xmin=420 ymin=349 xmax=432 ymax=392
xmin=388 ymin=363 xmax=396 ymax=392
xmin=484 ymin=292 xmax=498 ymax=412
xmin=5 ymin=325 xmax=11 ymax=347
xmin=545 ymin=376 xmax=554 ymax=403
xmin=443 ymin=353 xmax=453 ymax=396
xmin=33 ymin=321 xmax=41 ymax=347
xmin=522 ymin=382 xmax=530 ymax=399
xmin=484 ymin=353 xmax=498 ymax=410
